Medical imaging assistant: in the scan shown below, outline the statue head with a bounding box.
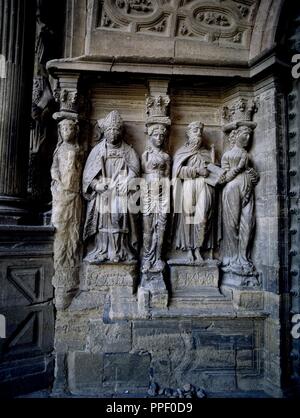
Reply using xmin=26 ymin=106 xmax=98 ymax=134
xmin=186 ymin=121 xmax=204 ymax=147
xmin=99 ymin=110 xmax=123 ymax=145
xmin=147 ymin=123 xmax=168 ymax=149
xmin=58 ymin=119 xmax=79 ymax=143
xmin=234 ymin=125 xmax=252 ymax=149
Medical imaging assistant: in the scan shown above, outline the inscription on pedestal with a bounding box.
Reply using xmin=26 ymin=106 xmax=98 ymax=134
xmin=82 ymin=262 xmax=138 ymax=290
xmin=168 ymin=260 xmax=220 ymax=291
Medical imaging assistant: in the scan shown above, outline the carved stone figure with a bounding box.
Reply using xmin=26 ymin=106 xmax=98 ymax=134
xmin=141 ymin=123 xmax=171 ymax=273
xmin=82 ymin=110 xmax=140 ymax=263
xmin=220 ymin=124 xmax=259 ymax=278
xmin=51 ymin=118 xmax=83 ymax=267
xmin=51 ymin=117 xmax=83 ymax=309
xmin=172 ymin=122 xmax=215 ymax=262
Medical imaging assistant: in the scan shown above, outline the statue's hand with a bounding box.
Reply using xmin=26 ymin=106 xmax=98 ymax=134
xmin=95 ymin=181 xmax=109 ymax=193
xmin=196 ymin=167 xmax=209 ymax=178
xmin=247 ymin=168 xmax=259 ymax=185
xmin=218 ymin=173 xmax=227 ymax=185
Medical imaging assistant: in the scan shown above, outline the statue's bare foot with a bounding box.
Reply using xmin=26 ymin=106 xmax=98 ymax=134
xmin=187 ymin=250 xmax=194 ymax=263
xmin=142 ymin=260 xmax=151 ymax=273
xmin=127 ymin=252 xmax=136 ymax=261
xmin=110 ymin=255 xmax=121 ymax=263
xmin=97 ymin=253 xmax=108 ymax=262
xmin=152 ymin=260 xmax=165 ymax=272
xmin=194 ymin=248 xmax=204 ymax=262
xmin=85 ymin=252 xmax=108 ymax=263
xmin=241 ymin=261 xmax=255 ymax=276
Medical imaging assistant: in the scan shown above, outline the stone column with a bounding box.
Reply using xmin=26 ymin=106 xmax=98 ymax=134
xmin=0 ymin=0 xmax=37 ymax=223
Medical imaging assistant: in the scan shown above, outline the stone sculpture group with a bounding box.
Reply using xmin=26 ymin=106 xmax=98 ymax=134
xmin=51 ymin=99 xmax=260 ymax=309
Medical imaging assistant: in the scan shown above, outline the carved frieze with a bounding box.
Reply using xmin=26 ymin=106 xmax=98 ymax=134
xmin=95 ymin=0 xmax=258 ymax=45
xmin=116 ymin=0 xmax=155 ymax=14
xmin=97 ymin=0 xmax=171 ymax=35
xmin=195 ymin=11 xmax=231 ymax=27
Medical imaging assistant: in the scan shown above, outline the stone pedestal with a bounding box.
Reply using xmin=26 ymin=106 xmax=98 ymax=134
xmin=0 ymin=0 xmax=36 ymax=223
xmin=80 ymin=261 xmax=139 ymax=320
xmin=138 ymin=271 xmax=169 ymax=317
xmin=166 ymin=259 xmax=226 ymax=313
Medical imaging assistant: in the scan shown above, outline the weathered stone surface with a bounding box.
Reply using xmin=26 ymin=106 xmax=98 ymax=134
xmin=232 ymin=289 xmax=264 ymax=311
xmin=133 ymin=320 xmax=189 ymax=352
xmin=102 ymin=353 xmax=151 ymax=391
xmin=109 ymin=287 xmax=139 ymax=321
xmin=69 ymin=290 xmax=107 ymax=312
xmin=138 ymin=271 xmax=169 ymax=314
xmin=55 ymin=312 xmax=91 ymax=352
xmin=149 ymin=352 xmax=175 ymax=389
xmin=68 ymin=351 xmax=103 ymax=394
xmin=87 ymin=319 xmax=132 ymax=354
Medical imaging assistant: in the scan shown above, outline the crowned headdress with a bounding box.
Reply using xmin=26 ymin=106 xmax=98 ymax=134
xmin=223 ymin=98 xmax=258 ymax=132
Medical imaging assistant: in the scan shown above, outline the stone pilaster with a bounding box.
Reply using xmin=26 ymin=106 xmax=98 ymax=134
xmin=0 ymin=0 xmax=36 ymax=223
xmin=51 ymin=72 xmax=84 ymax=310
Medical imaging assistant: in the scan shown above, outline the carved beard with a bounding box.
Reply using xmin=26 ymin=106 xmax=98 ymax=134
xmin=188 ymin=134 xmax=202 ymax=149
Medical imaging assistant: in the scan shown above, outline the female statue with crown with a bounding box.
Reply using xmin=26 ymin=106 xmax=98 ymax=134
xmin=219 ymin=99 xmax=260 ymax=284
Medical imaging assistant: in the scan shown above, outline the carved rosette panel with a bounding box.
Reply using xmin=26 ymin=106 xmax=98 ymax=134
xmin=97 ymin=0 xmax=172 ymax=36
xmin=176 ymin=1 xmax=256 ymax=45
xmin=95 ymin=0 xmax=258 ymax=46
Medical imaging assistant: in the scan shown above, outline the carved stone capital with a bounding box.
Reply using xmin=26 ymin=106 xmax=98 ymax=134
xmin=145 ymin=79 xmax=171 ymax=126
xmin=53 ymin=72 xmax=82 ymax=118
xmin=223 ymin=97 xmax=258 ymax=132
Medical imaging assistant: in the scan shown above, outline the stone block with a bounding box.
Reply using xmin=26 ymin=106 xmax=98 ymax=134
xmin=187 ymin=371 xmax=237 ymax=393
xmin=55 ymin=312 xmax=90 ymax=352
xmin=68 ymin=351 xmax=103 ymax=394
xmin=236 ymin=350 xmax=255 ymax=370
xmin=192 ymin=329 xmax=253 ymax=350
xmin=87 ymin=319 xmax=132 ymax=353
xmin=133 ymin=328 xmax=185 ymax=352
xmin=52 ymin=352 xmax=67 ymax=395
xmin=109 ymin=287 xmax=139 ymax=320
xmin=133 ymin=320 xmax=191 ymax=352
xmin=82 ymin=262 xmax=138 ymax=291
xmin=231 ymin=289 xmax=264 ymax=311
xmin=237 ymin=375 xmax=264 ymax=393
xmin=192 ymin=347 xmax=236 ymax=369
xmin=150 ymin=351 xmax=174 ymax=389
xmin=69 ymin=290 xmax=107 ymax=312
xmin=102 ymin=353 xmax=150 ymax=391
xmin=139 ymin=271 xmax=169 ymax=311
